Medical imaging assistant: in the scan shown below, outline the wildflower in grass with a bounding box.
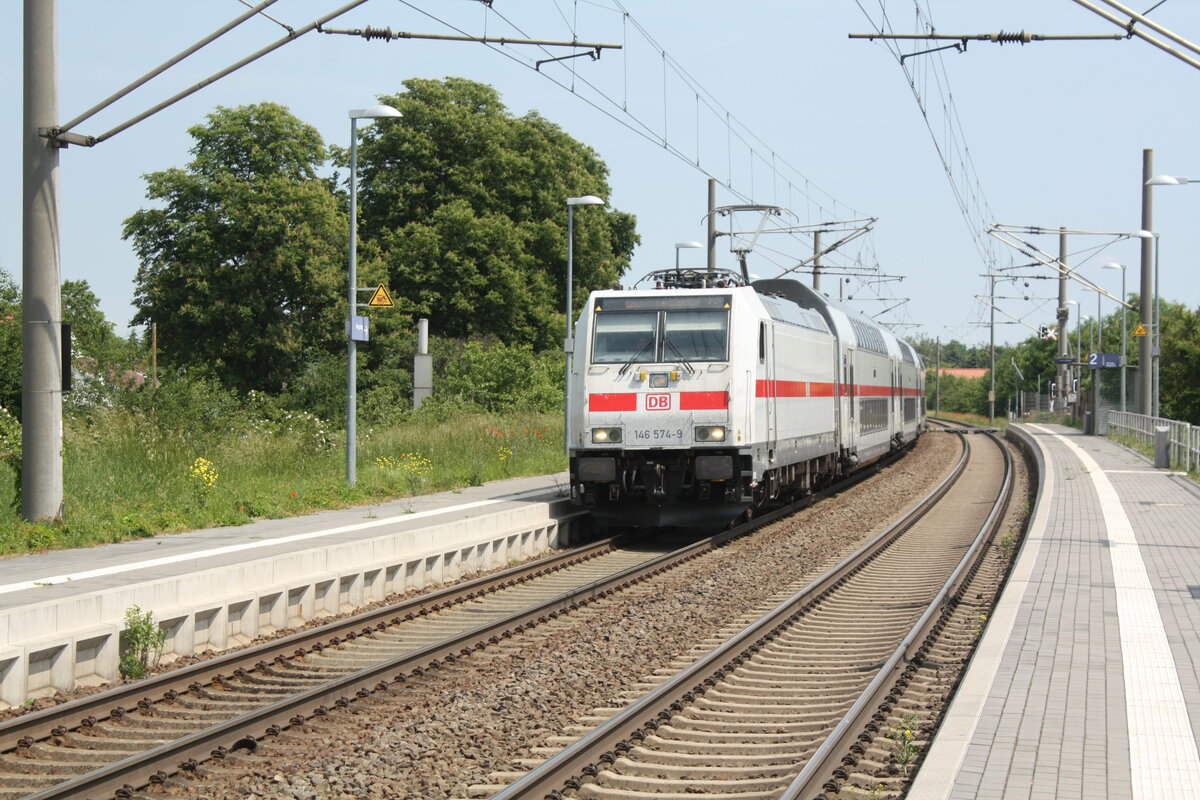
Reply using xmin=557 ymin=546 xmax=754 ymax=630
xmin=187 ymin=457 xmax=219 ymax=491
xmin=377 ymin=452 xmax=433 ymax=489
xmin=498 ymin=445 xmax=513 ymax=463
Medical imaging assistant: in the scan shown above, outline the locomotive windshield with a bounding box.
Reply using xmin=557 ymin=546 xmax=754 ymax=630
xmin=591 ymin=308 xmax=729 ymax=363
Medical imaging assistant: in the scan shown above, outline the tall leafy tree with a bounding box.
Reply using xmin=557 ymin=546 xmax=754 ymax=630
xmin=0 ymin=269 xmax=20 ymax=416
xmin=1158 ymin=301 xmax=1200 ymax=424
xmin=124 ymin=103 xmax=345 ymax=393
xmin=353 ymin=78 xmax=638 ymax=350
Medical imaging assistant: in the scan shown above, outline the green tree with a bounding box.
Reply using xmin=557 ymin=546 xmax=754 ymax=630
xmin=1158 ymin=301 xmax=1200 ymax=424
xmin=124 ymin=103 xmax=346 ymax=393
xmin=0 ymin=269 xmax=19 ymax=416
xmin=353 ymin=78 xmax=638 ymax=351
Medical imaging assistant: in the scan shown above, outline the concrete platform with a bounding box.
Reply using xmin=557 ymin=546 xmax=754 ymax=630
xmin=912 ymin=423 xmax=1200 ymax=798
xmin=0 ymin=473 xmax=584 ymax=706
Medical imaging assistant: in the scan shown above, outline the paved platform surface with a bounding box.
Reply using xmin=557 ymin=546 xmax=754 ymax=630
xmin=912 ymin=423 xmax=1200 ymax=799
xmin=0 ymin=472 xmax=567 ymax=613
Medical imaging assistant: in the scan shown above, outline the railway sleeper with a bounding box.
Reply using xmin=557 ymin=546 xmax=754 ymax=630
xmin=586 ymin=769 xmax=792 ymax=795
xmin=604 ymin=756 xmax=802 ymax=780
xmin=622 ymin=745 xmax=806 ymax=767
xmin=58 ymin=732 xmax=171 ymax=752
xmin=12 ymin=743 xmax=116 ymax=765
xmin=637 ymin=732 xmax=819 ymax=755
xmin=0 ymin=753 xmax=98 ymax=775
xmin=0 ymin=771 xmax=56 ymax=790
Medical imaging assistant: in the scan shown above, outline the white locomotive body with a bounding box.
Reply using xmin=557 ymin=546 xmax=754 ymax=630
xmin=568 ymin=270 xmax=925 ymax=528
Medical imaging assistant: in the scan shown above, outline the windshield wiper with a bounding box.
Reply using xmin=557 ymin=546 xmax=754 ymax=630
xmin=618 ymin=339 xmax=656 ymax=376
xmin=663 ymin=337 xmax=697 ymax=375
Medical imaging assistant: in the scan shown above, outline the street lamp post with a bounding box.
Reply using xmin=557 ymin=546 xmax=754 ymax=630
xmin=1144 ymin=172 xmax=1192 ymax=418
xmin=674 ymin=241 xmax=704 ymax=273
xmin=564 ymin=195 xmax=605 ymax=456
xmin=346 ymin=105 xmax=401 ymax=486
xmin=1103 ymin=262 xmax=1127 ymax=411
xmin=1066 ymin=300 xmax=1080 ymax=411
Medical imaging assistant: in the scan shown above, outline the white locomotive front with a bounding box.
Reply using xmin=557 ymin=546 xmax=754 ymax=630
xmin=568 ymin=269 xmax=926 ymax=529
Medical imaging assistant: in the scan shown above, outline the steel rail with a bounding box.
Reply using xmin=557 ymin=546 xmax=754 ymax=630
xmin=779 ymin=430 xmax=1013 ymax=798
xmin=1 ymin=511 xmax=602 ymax=753
xmin=490 ymin=432 xmax=972 ymax=800
xmin=6 ymin=444 xmax=918 ymax=799
xmin=10 ymin=457 xmax=874 ymax=800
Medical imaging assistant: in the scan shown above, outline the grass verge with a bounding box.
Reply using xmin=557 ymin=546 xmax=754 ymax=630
xmin=0 ymin=410 xmax=563 ymax=557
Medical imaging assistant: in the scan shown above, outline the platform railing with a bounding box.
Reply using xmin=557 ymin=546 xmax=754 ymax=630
xmin=1106 ymin=410 xmax=1200 ymax=474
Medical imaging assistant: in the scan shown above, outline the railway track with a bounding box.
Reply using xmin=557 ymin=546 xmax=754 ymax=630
xmin=484 ymin=427 xmax=1013 ymax=799
xmin=0 ymin=442 xmax=913 ymax=800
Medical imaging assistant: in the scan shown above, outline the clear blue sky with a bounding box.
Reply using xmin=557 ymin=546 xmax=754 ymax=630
xmin=3 ymin=2 xmax=1198 ymax=349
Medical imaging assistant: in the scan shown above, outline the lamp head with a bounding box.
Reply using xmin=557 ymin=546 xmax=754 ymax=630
xmin=674 ymin=241 xmax=704 ymax=249
xmin=1146 ymin=175 xmax=1189 ymax=186
xmin=567 ymin=195 xmax=605 ymax=207
xmin=1131 ymin=229 xmax=1157 ymax=239
xmin=349 ymin=105 xmax=402 ymax=120
xmin=1102 ymin=262 xmax=1125 ymax=271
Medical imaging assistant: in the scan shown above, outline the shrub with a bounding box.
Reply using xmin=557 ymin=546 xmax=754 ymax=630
xmin=119 ymin=605 xmax=166 ymax=680
xmin=0 ymin=405 xmax=20 ymax=508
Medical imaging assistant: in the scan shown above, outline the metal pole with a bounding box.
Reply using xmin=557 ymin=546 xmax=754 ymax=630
xmin=812 ymin=230 xmax=822 ymax=292
xmin=1056 ymin=228 xmax=1069 ymax=412
xmin=1153 ymin=235 xmax=1160 ymax=418
xmin=935 ymin=337 xmax=941 ymax=416
xmin=988 ymin=274 xmax=995 ymax=423
xmin=346 ymin=117 xmax=358 ymax=485
xmin=706 ymin=178 xmax=717 ymax=273
xmin=1120 ymin=266 xmax=1127 ymax=411
xmin=22 ymin=0 xmax=64 ymax=521
xmin=565 ymin=204 xmax=574 ymax=456
xmin=1139 ymin=149 xmax=1154 ymax=415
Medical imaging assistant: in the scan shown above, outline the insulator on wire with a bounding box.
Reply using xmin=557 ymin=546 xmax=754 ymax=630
xmin=362 ymin=26 xmax=396 ymax=42
xmin=993 ymin=30 xmax=1032 ymax=45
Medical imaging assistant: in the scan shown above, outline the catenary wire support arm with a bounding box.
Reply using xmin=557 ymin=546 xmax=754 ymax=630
xmin=900 ymin=42 xmax=965 ymax=63
xmin=321 ymin=25 xmax=619 ymax=53
xmin=849 ymin=30 xmax=1126 ymax=44
xmin=975 ymin=293 xmax=1042 ymax=336
xmin=1068 ymin=0 xmax=1200 ymax=69
xmin=55 ymin=0 xmax=287 ymax=137
xmin=40 ymin=0 xmax=378 ymax=147
xmin=988 ymin=225 xmax=1131 ymax=308
xmin=535 ymin=48 xmax=602 ymax=70
xmin=776 ymin=220 xmax=878 ymax=277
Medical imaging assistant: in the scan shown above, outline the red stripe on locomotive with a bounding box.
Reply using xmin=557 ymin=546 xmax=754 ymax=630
xmin=589 ymin=393 xmax=637 ymax=411
xmin=679 ymin=391 xmax=729 ymax=409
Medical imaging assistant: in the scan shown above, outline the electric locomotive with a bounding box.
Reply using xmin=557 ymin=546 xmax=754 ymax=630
xmin=567 ymin=268 xmax=925 ymax=528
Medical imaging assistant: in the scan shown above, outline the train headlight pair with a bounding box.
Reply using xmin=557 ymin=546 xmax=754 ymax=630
xmin=591 ymin=427 xmax=623 ymax=443
xmin=694 ymin=426 xmax=726 ymax=442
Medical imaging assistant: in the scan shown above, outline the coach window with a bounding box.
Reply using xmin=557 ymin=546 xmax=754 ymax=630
xmin=758 ymin=322 xmax=766 ymax=363
xmin=664 ymin=309 xmax=729 ymax=361
xmin=592 ymin=311 xmax=658 ymax=364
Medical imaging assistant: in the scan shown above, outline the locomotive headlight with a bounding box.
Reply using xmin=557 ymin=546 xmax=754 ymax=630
xmin=694 ymin=426 xmax=726 ymax=442
xmin=591 ymin=427 xmax=622 ymax=443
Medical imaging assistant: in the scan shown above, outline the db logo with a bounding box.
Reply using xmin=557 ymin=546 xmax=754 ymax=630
xmin=645 ymin=393 xmax=672 ymax=410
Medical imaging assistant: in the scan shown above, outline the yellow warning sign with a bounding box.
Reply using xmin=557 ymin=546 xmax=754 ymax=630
xmin=1132 ymin=322 xmax=1148 ymax=337
xmin=367 ymin=285 xmax=394 ymax=308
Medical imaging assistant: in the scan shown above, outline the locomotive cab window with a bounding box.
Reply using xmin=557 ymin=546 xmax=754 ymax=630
xmin=663 ymin=310 xmax=728 ymax=361
xmin=591 ymin=312 xmax=658 ymax=363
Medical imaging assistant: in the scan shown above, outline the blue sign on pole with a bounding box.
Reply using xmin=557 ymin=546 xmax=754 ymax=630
xmin=1086 ymin=352 xmax=1122 ymax=368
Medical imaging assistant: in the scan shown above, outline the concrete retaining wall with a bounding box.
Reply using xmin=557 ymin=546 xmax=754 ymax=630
xmin=0 ymin=498 xmax=585 ymax=707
